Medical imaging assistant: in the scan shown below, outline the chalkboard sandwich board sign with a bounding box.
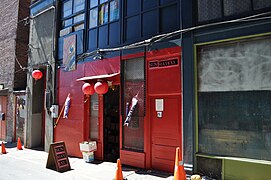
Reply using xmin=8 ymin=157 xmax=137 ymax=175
xmin=46 ymin=141 xmax=71 ymax=172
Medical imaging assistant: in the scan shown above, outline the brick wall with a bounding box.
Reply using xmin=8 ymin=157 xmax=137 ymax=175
xmin=0 ymin=0 xmax=29 ymax=141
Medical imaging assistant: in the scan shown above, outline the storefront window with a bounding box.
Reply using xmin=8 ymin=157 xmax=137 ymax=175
xmin=90 ymin=94 xmax=99 ymax=139
xmin=122 ymin=57 xmax=145 ymax=151
xmin=197 ymin=37 xmax=271 ymax=161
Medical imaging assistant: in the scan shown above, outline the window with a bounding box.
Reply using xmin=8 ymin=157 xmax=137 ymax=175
xmin=88 ymin=0 xmax=120 ymax=49
xmin=61 ymin=0 xmax=86 ymax=35
xmin=124 ymin=0 xmax=179 ymax=43
xmin=122 ymin=57 xmax=145 ymax=151
xmin=59 ymin=0 xmax=86 ymax=60
xmin=197 ymin=37 xmax=271 ymax=161
xmin=90 ymin=94 xmax=99 ymax=139
xmin=197 ymin=0 xmax=271 ymax=23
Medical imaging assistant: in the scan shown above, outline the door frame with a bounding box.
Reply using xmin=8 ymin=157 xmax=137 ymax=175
xmin=0 ymin=96 xmax=7 ymax=140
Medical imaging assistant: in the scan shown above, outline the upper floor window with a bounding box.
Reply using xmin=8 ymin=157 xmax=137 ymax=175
xmin=58 ymin=0 xmax=86 ymax=60
xmin=89 ymin=0 xmax=120 ymax=28
xmin=88 ymin=0 xmax=120 ymax=50
xmin=124 ymin=0 xmax=180 ymax=43
xmin=61 ymin=0 xmax=86 ymax=36
xmin=197 ymin=0 xmax=271 ymax=23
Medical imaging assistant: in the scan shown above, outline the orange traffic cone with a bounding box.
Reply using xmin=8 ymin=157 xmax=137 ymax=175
xmin=1 ymin=142 xmax=6 ymax=154
xmin=174 ymin=147 xmax=186 ymax=180
xmin=114 ymin=159 xmax=124 ymax=180
xmin=17 ymin=137 xmax=23 ymax=150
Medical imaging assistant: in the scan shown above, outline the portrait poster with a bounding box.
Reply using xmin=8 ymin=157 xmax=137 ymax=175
xmin=63 ymin=34 xmax=76 ymax=71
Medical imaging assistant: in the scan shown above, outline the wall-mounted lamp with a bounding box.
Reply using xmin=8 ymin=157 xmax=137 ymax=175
xmin=0 ymin=84 xmax=4 ymax=90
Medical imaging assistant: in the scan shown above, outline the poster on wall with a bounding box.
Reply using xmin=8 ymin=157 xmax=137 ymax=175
xmin=63 ymin=34 xmax=76 ymax=72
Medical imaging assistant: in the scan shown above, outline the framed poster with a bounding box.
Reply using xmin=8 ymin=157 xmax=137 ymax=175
xmin=63 ymin=34 xmax=76 ymax=72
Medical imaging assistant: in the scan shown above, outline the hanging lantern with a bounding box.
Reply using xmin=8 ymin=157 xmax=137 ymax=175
xmin=94 ymin=81 xmax=108 ymax=95
xmin=82 ymin=83 xmax=95 ymax=95
xmin=32 ymin=70 xmax=43 ymax=80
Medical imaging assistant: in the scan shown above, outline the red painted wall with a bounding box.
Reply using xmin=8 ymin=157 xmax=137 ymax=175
xmin=55 ymin=58 xmax=120 ymax=157
xmin=55 ymin=64 xmax=85 ymax=157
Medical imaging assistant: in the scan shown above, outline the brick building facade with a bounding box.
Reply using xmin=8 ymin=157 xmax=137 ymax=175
xmin=0 ymin=0 xmax=30 ymax=142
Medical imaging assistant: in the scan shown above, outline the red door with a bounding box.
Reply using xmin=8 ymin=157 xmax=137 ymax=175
xmin=0 ymin=96 xmax=7 ymax=140
xmin=151 ymin=95 xmax=182 ymax=172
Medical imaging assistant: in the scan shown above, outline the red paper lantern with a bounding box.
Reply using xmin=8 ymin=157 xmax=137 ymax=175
xmin=82 ymin=83 xmax=95 ymax=95
xmin=94 ymin=81 xmax=108 ymax=95
xmin=32 ymin=70 xmax=43 ymax=80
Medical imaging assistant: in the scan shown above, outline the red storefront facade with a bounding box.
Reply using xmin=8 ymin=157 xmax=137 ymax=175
xmin=55 ymin=46 xmax=182 ymax=172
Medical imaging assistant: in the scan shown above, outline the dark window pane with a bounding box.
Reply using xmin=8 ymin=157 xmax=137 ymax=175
xmin=126 ymin=0 xmax=140 ymax=16
xmin=90 ymin=0 xmax=98 ymax=8
xmin=98 ymin=26 xmax=108 ymax=47
xmin=89 ymin=8 xmax=98 ymax=28
xmin=143 ymin=0 xmax=157 ymax=10
xmin=110 ymin=0 xmax=120 ymax=22
xmin=125 ymin=16 xmax=140 ymax=41
xmin=160 ymin=5 xmax=179 ymax=33
xmin=99 ymin=3 xmax=109 ymax=25
xmin=109 ymin=22 xmax=120 ymax=45
xmin=160 ymin=0 xmax=175 ymax=5
xmin=58 ymin=37 xmax=64 ymax=59
xmin=143 ymin=10 xmax=158 ymax=37
xmin=197 ymin=0 xmax=222 ymax=22
xmin=63 ymin=0 xmax=72 ymax=18
xmin=76 ymin=30 xmax=84 ymax=55
xmin=224 ymin=0 xmax=251 ymax=16
xmin=253 ymin=0 xmax=271 ymax=10
xmin=88 ymin=29 xmax=97 ymax=50
xmin=74 ymin=0 xmax=85 ymax=13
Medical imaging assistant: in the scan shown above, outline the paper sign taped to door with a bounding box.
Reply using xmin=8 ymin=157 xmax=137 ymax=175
xmin=155 ymin=99 xmax=164 ymax=111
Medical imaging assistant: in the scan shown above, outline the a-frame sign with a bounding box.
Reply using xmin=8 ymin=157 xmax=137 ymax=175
xmin=46 ymin=141 xmax=71 ymax=172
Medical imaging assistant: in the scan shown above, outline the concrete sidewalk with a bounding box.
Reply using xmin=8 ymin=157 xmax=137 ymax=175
xmin=0 ymin=142 xmax=174 ymax=180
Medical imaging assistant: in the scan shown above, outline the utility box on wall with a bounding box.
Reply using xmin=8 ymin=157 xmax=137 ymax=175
xmin=50 ymin=105 xmax=59 ymax=118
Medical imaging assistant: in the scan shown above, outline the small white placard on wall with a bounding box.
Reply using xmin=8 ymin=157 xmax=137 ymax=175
xmin=155 ymin=99 xmax=164 ymax=111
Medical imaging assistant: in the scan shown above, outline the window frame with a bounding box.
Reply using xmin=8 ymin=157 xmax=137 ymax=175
xmin=87 ymin=0 xmax=121 ymax=50
xmin=121 ymin=57 xmax=146 ymax=151
xmin=61 ymin=0 xmax=86 ymax=32
xmin=123 ymin=0 xmax=180 ymax=43
xmin=196 ymin=0 xmax=271 ymax=24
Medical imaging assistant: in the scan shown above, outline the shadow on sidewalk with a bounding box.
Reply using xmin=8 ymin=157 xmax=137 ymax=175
xmin=3 ymin=142 xmax=17 ymax=148
xmin=122 ymin=165 xmax=173 ymax=178
xmin=135 ymin=169 xmax=173 ymax=178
